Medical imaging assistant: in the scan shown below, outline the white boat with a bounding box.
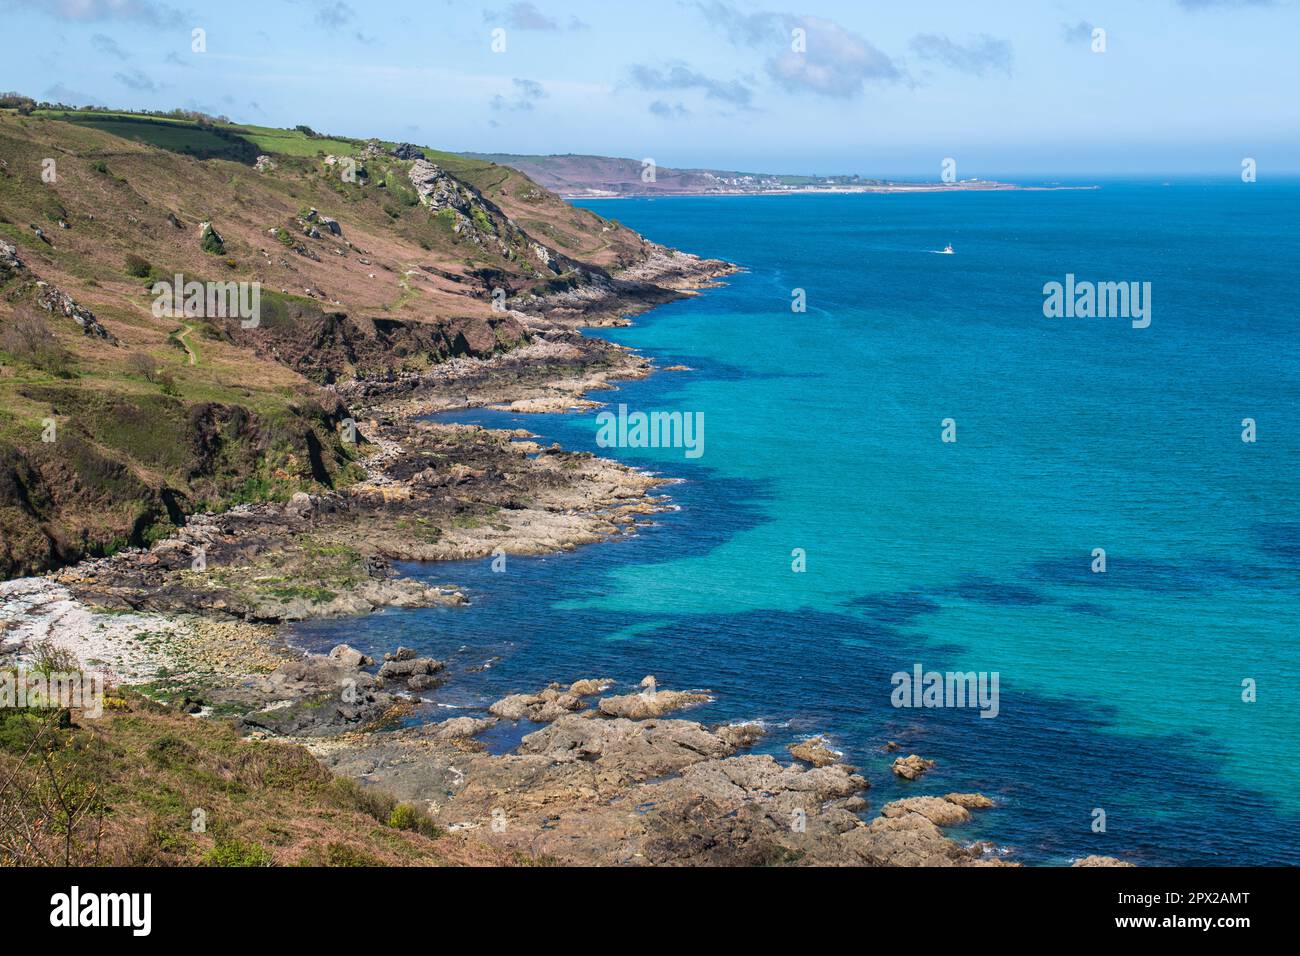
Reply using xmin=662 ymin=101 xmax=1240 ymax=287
xmin=941 ymin=243 xmax=954 ymax=254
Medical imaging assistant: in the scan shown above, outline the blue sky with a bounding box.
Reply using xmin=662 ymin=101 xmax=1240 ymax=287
xmin=2 ymin=0 xmax=1297 ymax=177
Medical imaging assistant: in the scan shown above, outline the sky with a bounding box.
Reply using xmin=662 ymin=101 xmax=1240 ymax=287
xmin=1 ymin=0 xmax=1297 ymax=177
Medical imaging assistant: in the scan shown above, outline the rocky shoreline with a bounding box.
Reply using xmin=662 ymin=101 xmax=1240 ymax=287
xmin=0 ymin=322 xmax=683 ymax=712
xmin=0 ymin=246 xmax=1127 ymax=867
xmin=305 ymin=665 xmax=1013 ymax=866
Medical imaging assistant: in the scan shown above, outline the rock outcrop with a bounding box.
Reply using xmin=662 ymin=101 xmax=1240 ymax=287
xmin=424 ymin=716 xmax=497 ymax=742
xmin=881 ymin=795 xmax=973 ymax=827
xmin=488 ymin=678 xmax=611 ymax=722
xmin=1072 ymin=855 xmax=1135 ymax=867
xmin=240 ymin=650 xmax=394 ymax=737
xmin=0 ymin=238 xmax=21 ymax=276
xmin=376 ymin=650 xmax=445 ymax=691
xmin=892 ymin=754 xmax=936 ymax=780
xmin=596 ymin=677 xmax=710 ymax=718
xmin=298 ymin=668 xmax=1015 ymax=868
xmin=944 ymin=792 xmax=995 ymax=809
xmin=788 ymin=735 xmax=842 ymax=768
xmin=328 ymin=643 xmax=372 ymax=669
xmin=408 ymin=160 xmax=473 ymax=215
xmin=1 ymin=241 xmax=117 ymax=342
xmin=406 ymin=159 xmax=577 ymax=274
xmin=33 ymin=282 xmax=117 ymax=341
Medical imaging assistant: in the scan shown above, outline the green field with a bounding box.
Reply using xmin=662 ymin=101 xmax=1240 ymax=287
xmin=23 ymin=108 xmax=508 ymax=181
xmin=39 ymin=112 xmax=261 ymax=162
xmin=225 ymin=122 xmax=362 ymax=158
xmin=33 ymin=110 xmax=362 ymax=162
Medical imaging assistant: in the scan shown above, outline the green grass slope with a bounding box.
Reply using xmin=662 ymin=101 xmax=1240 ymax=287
xmin=0 ymin=106 xmax=674 ymax=578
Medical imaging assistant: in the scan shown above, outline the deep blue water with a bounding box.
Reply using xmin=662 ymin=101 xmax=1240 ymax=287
xmin=292 ymin=181 xmax=1300 ymax=865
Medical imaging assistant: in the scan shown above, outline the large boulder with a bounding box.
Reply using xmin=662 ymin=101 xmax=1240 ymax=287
xmin=520 ymin=715 xmax=739 ymax=779
xmin=488 ymin=680 xmax=608 ymax=722
xmin=447 ymin=316 xmax=502 ymax=357
xmin=488 ymin=692 xmax=540 ymax=721
xmin=240 ymin=652 xmax=392 ymax=736
xmin=788 ymin=735 xmax=842 ymax=768
xmin=1072 ymin=855 xmax=1135 ymax=867
xmin=597 ymin=679 xmax=710 ymax=719
xmin=880 ymin=796 xmax=971 ymax=827
xmin=892 ymin=754 xmax=935 ymax=780
xmin=715 ymin=722 xmax=765 ymax=749
xmin=842 ymin=814 xmax=968 ymax=867
xmin=944 ymin=792 xmax=995 ymax=809
xmin=327 ymin=643 xmax=372 ymax=669
xmin=0 ymin=239 xmax=21 ymax=276
xmin=424 ymin=716 xmax=497 ymax=742
xmin=376 ymin=655 xmax=444 ymax=685
xmin=567 ymin=678 xmax=614 ymax=696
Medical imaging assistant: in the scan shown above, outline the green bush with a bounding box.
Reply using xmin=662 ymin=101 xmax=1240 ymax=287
xmin=199 ymin=223 xmax=225 ymax=255
xmin=387 ymin=802 xmax=442 ymax=837
xmin=387 ymin=803 xmax=419 ymax=830
xmin=147 ymin=735 xmax=198 ymax=769
xmin=124 ymin=253 xmax=151 ymax=278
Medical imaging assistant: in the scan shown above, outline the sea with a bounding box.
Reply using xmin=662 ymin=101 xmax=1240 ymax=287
xmin=291 ymin=179 xmax=1300 ymax=865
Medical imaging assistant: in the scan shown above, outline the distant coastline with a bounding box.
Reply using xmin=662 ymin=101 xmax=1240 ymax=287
xmin=464 ymin=151 xmax=1099 ymax=200
xmin=567 ymin=181 xmax=1101 ymax=200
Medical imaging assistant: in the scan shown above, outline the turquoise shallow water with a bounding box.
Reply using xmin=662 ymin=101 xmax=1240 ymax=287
xmin=294 ymin=181 xmax=1300 ymax=864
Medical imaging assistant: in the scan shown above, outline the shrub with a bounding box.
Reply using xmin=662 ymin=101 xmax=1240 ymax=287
xmin=124 ymin=253 xmax=151 ymax=278
xmin=0 ymin=92 xmax=37 ymax=113
xmin=0 ymin=306 xmax=73 ymax=376
xmin=147 ymin=735 xmax=198 ymax=769
xmin=387 ymin=802 xmax=442 ymax=837
xmin=199 ymin=222 xmax=225 ymax=255
xmin=387 ymin=803 xmax=419 ymax=830
xmin=32 ymin=638 xmax=78 ymax=676
xmin=128 ymin=351 xmax=157 ymax=381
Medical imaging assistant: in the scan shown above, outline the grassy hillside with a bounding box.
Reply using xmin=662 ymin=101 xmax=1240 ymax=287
xmin=30 ymin=109 xmax=653 ymax=268
xmin=0 ymin=106 xmax=665 ymax=578
xmin=0 ymin=690 xmax=517 ymax=866
xmin=44 ymin=111 xmax=263 ymax=163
